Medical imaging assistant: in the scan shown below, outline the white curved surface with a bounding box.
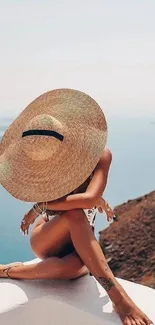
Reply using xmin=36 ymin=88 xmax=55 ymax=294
xmin=0 ymin=258 xmax=155 ymax=324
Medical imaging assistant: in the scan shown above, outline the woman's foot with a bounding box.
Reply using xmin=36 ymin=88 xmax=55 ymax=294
xmin=0 ymin=263 xmax=22 ymax=278
xmin=113 ymin=296 xmax=153 ymax=325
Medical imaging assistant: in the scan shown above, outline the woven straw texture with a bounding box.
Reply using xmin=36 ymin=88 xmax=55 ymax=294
xmin=0 ymin=89 xmax=107 ymax=202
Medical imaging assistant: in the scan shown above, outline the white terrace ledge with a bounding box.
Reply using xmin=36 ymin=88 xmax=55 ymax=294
xmin=0 ymin=258 xmax=155 ymax=325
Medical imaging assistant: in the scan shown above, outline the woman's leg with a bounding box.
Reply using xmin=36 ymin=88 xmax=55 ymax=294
xmin=0 ymin=209 xmax=152 ymax=325
xmin=0 ymin=251 xmax=88 ymax=280
xmin=0 ymin=214 xmax=88 ymax=280
xmin=63 ymin=209 xmax=152 ymax=325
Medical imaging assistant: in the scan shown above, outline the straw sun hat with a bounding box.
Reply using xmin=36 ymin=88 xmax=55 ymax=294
xmin=0 ymin=89 xmax=107 ymax=202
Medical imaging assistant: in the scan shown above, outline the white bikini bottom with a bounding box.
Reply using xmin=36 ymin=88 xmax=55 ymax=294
xmin=48 ymin=207 xmax=97 ymax=227
xmin=83 ymin=207 xmax=98 ymax=227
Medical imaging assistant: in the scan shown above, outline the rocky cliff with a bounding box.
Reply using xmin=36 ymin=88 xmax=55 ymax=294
xmin=99 ymin=191 xmax=155 ymax=288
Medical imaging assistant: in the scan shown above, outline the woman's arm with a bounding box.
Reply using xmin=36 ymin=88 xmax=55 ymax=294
xmin=86 ymin=147 xmax=112 ymax=199
xmin=38 ymin=148 xmax=112 ymax=211
xmin=20 ymin=148 xmax=112 ymax=234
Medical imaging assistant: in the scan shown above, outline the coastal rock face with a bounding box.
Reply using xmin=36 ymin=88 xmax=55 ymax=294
xmin=99 ymin=191 xmax=155 ymax=289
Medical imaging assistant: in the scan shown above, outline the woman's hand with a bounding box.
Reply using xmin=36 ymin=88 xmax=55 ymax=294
xmin=96 ymin=197 xmax=114 ymax=222
xmin=20 ymin=208 xmax=38 ymax=235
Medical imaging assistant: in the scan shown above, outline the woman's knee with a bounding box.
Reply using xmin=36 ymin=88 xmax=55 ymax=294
xmin=61 ymin=209 xmax=86 ymax=225
xmin=62 ymin=252 xmax=89 ymax=279
xmin=68 ymin=265 xmax=89 ymax=279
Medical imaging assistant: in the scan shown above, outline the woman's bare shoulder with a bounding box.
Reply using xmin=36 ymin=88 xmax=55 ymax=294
xmin=93 ymin=147 xmax=112 ymax=172
xmin=101 ymin=147 xmax=112 ymax=161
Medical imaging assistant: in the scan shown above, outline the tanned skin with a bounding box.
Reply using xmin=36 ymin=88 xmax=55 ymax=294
xmin=0 ymin=148 xmax=153 ymax=325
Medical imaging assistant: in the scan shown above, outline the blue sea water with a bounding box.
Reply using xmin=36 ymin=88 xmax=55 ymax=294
xmin=0 ymin=115 xmax=155 ymax=264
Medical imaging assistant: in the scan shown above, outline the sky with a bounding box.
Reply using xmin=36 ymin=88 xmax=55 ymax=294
xmin=0 ymin=0 xmax=155 ymax=121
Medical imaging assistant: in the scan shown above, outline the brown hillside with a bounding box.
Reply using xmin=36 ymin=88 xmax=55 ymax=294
xmin=99 ymin=191 xmax=155 ymax=288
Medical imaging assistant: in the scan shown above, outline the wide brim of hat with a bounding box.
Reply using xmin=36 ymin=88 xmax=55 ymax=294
xmin=0 ymin=126 xmax=107 ymax=202
xmin=0 ymin=88 xmax=107 ymax=202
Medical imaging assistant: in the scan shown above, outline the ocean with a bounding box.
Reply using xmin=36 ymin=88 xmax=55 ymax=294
xmin=0 ymin=115 xmax=155 ymax=264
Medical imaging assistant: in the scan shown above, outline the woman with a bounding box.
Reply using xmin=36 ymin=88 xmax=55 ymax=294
xmin=0 ymin=89 xmax=153 ymax=325
xmin=0 ymin=149 xmax=153 ymax=325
